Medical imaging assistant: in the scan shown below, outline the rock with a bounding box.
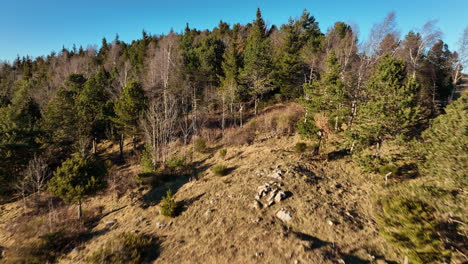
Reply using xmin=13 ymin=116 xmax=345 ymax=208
xmin=255 ymin=252 xmax=264 ymax=257
xmin=254 ymin=217 xmax=263 ymax=223
xmin=131 ymin=229 xmax=140 ymax=233
xmin=210 ymin=199 xmax=216 ymax=204
xmin=276 ymin=208 xmax=293 ymax=222
xmin=156 ymin=221 xmax=166 ymax=228
xmin=327 ymin=220 xmax=334 ymax=226
xmin=274 ymin=191 xmax=287 ymax=202
xmin=105 ymin=220 xmax=116 ymax=227
xmin=205 ymin=209 xmax=215 ymax=218
xmin=268 ymin=170 xmax=283 ymax=179
xmin=253 ymin=200 xmax=263 ymax=209
xmin=266 ymin=199 xmax=275 ymax=207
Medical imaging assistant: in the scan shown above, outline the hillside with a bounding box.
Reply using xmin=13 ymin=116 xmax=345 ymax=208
xmin=1 ymin=116 xmax=398 ymax=264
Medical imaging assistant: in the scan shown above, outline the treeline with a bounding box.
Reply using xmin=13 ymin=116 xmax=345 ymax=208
xmin=0 ymin=9 xmax=467 ymax=262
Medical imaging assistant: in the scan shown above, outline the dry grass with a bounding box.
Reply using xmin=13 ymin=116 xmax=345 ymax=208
xmin=0 ymin=103 xmax=401 ymax=264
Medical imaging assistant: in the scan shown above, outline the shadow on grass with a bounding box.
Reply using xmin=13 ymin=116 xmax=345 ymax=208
xmin=292 ymin=231 xmax=330 ymax=250
xmin=139 ymin=176 xmax=191 ymax=209
xmin=178 ymin=192 xmax=206 ymax=215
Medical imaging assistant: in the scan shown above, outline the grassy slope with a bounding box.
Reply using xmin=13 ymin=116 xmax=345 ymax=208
xmin=0 ymin=117 xmax=400 ymax=264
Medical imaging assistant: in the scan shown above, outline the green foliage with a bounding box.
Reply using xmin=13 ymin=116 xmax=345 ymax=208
xmin=294 ymin=142 xmax=308 ymax=153
xmin=194 ymin=138 xmax=207 ymax=153
xmin=76 ymin=69 xmax=111 ymax=141
xmin=113 ymin=81 xmax=147 ymax=136
xmin=295 ymin=119 xmax=319 ymax=139
xmin=418 ymin=93 xmax=467 ymax=190
xmin=0 ymin=80 xmax=41 ymax=198
xmin=212 ymin=164 xmax=228 ymax=176
xmin=302 ymin=51 xmax=349 ymax=130
xmin=348 ymin=55 xmax=421 ymax=150
xmin=353 ymin=152 xmax=386 ymax=173
xmin=160 ymin=189 xmax=179 ymax=217
xmin=379 ymin=163 xmax=399 ymax=176
xmin=88 ymin=232 xmax=157 ymax=264
xmin=140 ymin=144 xmax=155 ymax=173
xmin=219 ymin=148 xmax=227 ymax=159
xmin=241 ymin=8 xmax=274 ymax=101
xmin=48 ymin=155 xmax=107 ymax=205
xmin=376 ymin=196 xmax=450 ymax=263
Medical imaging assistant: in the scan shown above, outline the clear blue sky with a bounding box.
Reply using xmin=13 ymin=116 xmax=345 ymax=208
xmin=1 ymin=0 xmax=467 ymax=62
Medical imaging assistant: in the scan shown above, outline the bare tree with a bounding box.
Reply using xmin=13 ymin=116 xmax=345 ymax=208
xmin=403 ymin=20 xmax=442 ymax=77
xmin=452 ymin=27 xmax=468 ymax=91
xmin=142 ymin=93 xmax=179 ymax=165
xmin=15 ymin=155 xmax=50 ymax=209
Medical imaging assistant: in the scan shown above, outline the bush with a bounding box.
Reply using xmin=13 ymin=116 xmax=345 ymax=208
xmin=194 ymin=138 xmax=207 ymax=153
xmin=379 ymin=163 xmax=399 ymax=176
xmin=353 ymin=152 xmax=386 ymax=173
xmin=376 ymin=196 xmax=450 ymax=264
xmin=294 ymin=142 xmax=308 ymax=153
xmin=212 ymin=164 xmax=228 ymax=176
xmin=88 ymin=232 xmax=157 ymax=264
xmin=140 ymin=144 xmax=155 ymax=173
xmin=296 ymin=119 xmax=319 ymax=139
xmin=219 ymin=148 xmax=227 ymax=159
xmin=160 ymin=189 xmax=179 ymax=217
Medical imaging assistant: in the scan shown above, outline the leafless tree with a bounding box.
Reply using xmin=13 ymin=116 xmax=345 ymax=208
xmin=142 ymin=93 xmax=179 ymax=165
xmin=15 ymin=155 xmax=50 ymax=209
xmin=452 ymin=27 xmax=468 ymax=90
xmin=403 ymin=20 xmax=442 ymax=77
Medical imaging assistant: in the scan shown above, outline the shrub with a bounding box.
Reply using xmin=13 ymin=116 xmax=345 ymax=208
xmin=88 ymin=232 xmax=157 ymax=264
xmin=194 ymin=138 xmax=207 ymax=153
xmin=294 ymin=142 xmax=308 ymax=153
xmin=296 ymin=119 xmax=319 ymax=139
xmin=376 ymin=196 xmax=450 ymax=264
xmin=212 ymin=164 xmax=228 ymax=176
xmin=140 ymin=144 xmax=155 ymax=173
xmin=379 ymin=163 xmax=399 ymax=176
xmin=219 ymin=148 xmax=227 ymax=159
xmin=160 ymin=189 xmax=179 ymax=217
xmin=353 ymin=152 xmax=386 ymax=173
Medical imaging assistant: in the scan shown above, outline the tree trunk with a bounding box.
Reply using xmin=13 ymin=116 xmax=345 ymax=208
xmin=221 ymin=95 xmax=225 ymax=138
xmin=239 ymin=103 xmax=243 ymax=127
xmin=131 ymin=135 xmax=136 ymax=155
xmin=254 ymin=98 xmax=258 ymax=116
xmin=92 ymin=138 xmax=97 ymax=155
xmin=77 ymin=200 xmax=82 ymax=220
xmin=119 ymin=134 xmax=124 ymax=159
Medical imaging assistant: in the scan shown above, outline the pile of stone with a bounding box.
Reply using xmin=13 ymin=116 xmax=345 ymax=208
xmin=253 ymin=181 xmax=289 ymax=209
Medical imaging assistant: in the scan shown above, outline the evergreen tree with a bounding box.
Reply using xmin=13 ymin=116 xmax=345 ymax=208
xmin=48 ymin=155 xmax=106 ymax=219
xmin=274 ymin=19 xmax=304 ymax=98
xmin=113 ymin=81 xmax=147 ymax=157
xmin=41 ymin=88 xmax=78 ymax=160
xmin=303 ymin=51 xmax=349 ymax=130
xmin=241 ymin=8 xmax=273 ymax=114
xmin=348 ymin=55 xmax=421 ymax=150
xmin=0 ymin=80 xmax=41 ymax=198
xmin=76 ymin=69 xmax=111 ymax=154
xmin=419 ymin=92 xmax=467 ymax=189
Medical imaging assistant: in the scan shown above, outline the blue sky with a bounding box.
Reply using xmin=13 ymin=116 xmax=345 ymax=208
xmin=1 ymin=0 xmax=467 ymax=62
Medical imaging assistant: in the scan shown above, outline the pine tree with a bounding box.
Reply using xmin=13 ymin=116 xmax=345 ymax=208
xmin=348 ymin=55 xmax=421 ymax=151
xmin=274 ymin=19 xmax=304 ymax=98
xmin=241 ymin=8 xmax=273 ymax=115
xmin=113 ymin=81 xmax=147 ymax=157
xmin=303 ymin=51 xmax=349 ymax=130
xmin=76 ymin=69 xmax=111 ymax=154
xmin=48 ymin=155 xmax=106 ymax=219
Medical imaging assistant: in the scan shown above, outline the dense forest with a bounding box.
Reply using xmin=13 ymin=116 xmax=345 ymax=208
xmin=0 ymin=8 xmax=467 ymax=263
